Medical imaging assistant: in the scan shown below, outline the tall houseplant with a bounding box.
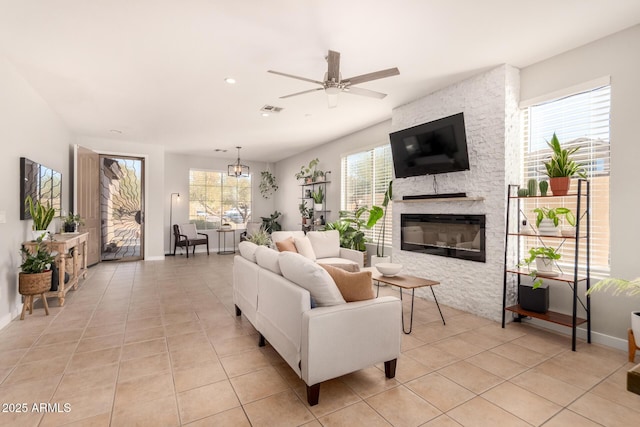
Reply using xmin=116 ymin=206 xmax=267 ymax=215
xmin=25 ymin=195 xmax=55 ymax=241
xmin=544 ymin=133 xmax=586 ymax=196
xmin=19 ymin=238 xmax=55 ymax=319
xmin=375 ymin=181 xmax=393 ymax=259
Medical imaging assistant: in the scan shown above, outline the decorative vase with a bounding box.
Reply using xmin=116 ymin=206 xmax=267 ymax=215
xmin=370 ymin=255 xmax=391 ymax=267
xmin=537 ymin=219 xmax=558 ymax=235
xmin=314 ymin=203 xmax=323 ymax=211
xmin=549 ymin=177 xmax=570 ymax=196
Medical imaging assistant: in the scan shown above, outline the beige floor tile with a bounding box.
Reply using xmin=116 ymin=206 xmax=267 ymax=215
xmin=400 ymin=333 xmax=425 ymax=352
xmin=318 ymin=401 xmax=391 ymax=426
xmin=509 ymin=369 xmax=585 ymax=407
xmin=35 ymin=328 xmax=84 ymax=346
xmin=40 ymin=385 xmax=114 ymax=427
xmin=121 ymin=337 xmax=168 ymax=360
xmin=114 ymin=370 xmax=175 ymax=408
xmin=406 ymin=372 xmax=475 ymax=412
xmin=432 ymin=336 xmax=486 ymax=359
xmin=118 ymin=352 xmax=171 ymax=382
xmin=590 ymin=364 xmax=640 ymax=411
xmin=125 ymin=315 xmax=163 ymax=332
xmin=112 ymin=395 xmax=180 ymax=427
xmin=126 ymin=307 xmax=162 ymax=321
xmin=0 ymin=333 xmax=40 ymax=351
xmin=183 ymin=406 xmax=251 ymax=426
xmin=453 ymin=329 xmax=507 ymax=350
xmin=0 ymin=347 xmax=28 ymax=368
xmin=2 ymin=355 xmax=69 ymax=385
xmin=58 ymin=412 xmax=111 ymax=427
xmin=542 ymin=409 xmax=602 ymax=427
xmin=448 ymin=397 xmax=531 ymax=427
xmin=421 ymin=414 xmax=464 ymax=426
xmin=220 ymin=348 xmax=272 ymax=378
xmin=465 ymin=351 xmax=529 ymax=379
xmin=243 ymin=389 xmax=315 ymax=426
xmin=83 ymin=322 xmax=126 ymax=338
xmin=166 ymin=331 xmax=210 ymax=352
xmin=0 ymin=374 xmax=62 ymax=405
xmin=294 ymin=378 xmax=363 ymax=418
xmin=124 ymin=325 xmax=165 ymax=343
xmin=489 ymin=341 xmax=548 ymax=367
xmin=340 ymin=366 xmax=400 ymax=399
xmin=164 ymin=320 xmax=203 ymax=337
xmin=164 ymin=311 xmax=199 ymax=325
xmin=482 ymin=381 xmax=562 ymax=425
xmin=177 ymin=380 xmax=240 ymax=424
xmin=230 ymin=366 xmax=290 ymax=404
xmin=532 ymin=359 xmax=603 ymax=390
xmin=376 ymin=354 xmax=431 ymax=384
xmin=366 ymin=385 xmax=441 ymax=426
xmin=75 ymin=332 xmax=124 ymax=353
xmin=19 ymin=341 xmax=77 ymax=364
xmin=170 ymin=346 xmax=218 ymax=371
xmin=437 ymin=361 xmax=504 ymax=394
xmin=67 ymin=347 xmax=122 ymax=373
xmin=174 ymin=359 xmax=227 ymax=392
xmin=404 ymin=344 xmax=460 ymax=371
xmin=54 ymin=363 xmax=118 ymax=400
xmin=568 ymin=391 xmax=640 ymax=426
xmin=214 ymin=334 xmax=261 ymax=357
xmin=511 ymin=332 xmax=568 ymax=357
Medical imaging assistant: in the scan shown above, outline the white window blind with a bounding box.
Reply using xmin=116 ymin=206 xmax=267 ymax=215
xmin=521 ymin=85 xmax=610 ymax=275
xmin=341 ymin=144 xmax=394 ymax=246
xmin=188 ymin=170 xmax=251 ymax=230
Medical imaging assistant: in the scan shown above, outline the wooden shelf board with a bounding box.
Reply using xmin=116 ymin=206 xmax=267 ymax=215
xmin=396 ymin=196 xmax=484 ymax=203
xmin=506 ymin=268 xmax=587 ymax=283
xmin=509 ymin=193 xmax=581 ymax=199
xmin=506 ymin=304 xmax=587 ymax=327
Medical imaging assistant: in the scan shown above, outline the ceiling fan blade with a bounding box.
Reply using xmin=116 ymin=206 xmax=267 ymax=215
xmin=343 ymin=86 xmax=387 ymax=99
xmin=267 ymin=70 xmax=324 ymax=86
xmin=279 ymin=87 xmax=324 ymax=99
xmin=343 ymin=67 xmax=400 ymax=86
xmin=327 ymin=50 xmax=340 ymax=82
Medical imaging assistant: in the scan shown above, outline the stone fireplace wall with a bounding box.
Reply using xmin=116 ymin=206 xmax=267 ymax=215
xmin=391 ymin=65 xmax=520 ymax=322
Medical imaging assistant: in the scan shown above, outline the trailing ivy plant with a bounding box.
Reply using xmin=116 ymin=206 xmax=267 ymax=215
xmin=518 ymin=246 xmax=561 ymax=288
xmin=259 ymin=171 xmax=278 ymax=199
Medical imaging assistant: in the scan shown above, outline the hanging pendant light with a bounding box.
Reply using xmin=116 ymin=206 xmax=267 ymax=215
xmin=228 ymin=146 xmax=249 ymax=177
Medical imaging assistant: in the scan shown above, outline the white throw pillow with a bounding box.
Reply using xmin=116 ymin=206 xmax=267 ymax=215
xmin=294 ymin=236 xmax=316 ymax=261
xmin=255 ymin=246 xmax=281 ymax=275
xmin=179 ymin=223 xmax=199 ymax=240
xmin=278 ymin=252 xmax=345 ymax=307
xmin=306 ymin=230 xmax=340 ymax=259
xmin=238 ymin=241 xmax=258 ymax=263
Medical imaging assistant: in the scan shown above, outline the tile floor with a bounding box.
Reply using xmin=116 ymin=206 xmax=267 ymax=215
xmin=1 ymin=254 xmax=638 ymax=426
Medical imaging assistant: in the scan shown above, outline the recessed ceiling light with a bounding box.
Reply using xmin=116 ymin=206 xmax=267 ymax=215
xmin=261 ymin=113 xmax=269 ymax=117
xmin=109 ymin=129 xmax=122 ymax=134
xmin=224 ymin=77 xmax=236 ymax=84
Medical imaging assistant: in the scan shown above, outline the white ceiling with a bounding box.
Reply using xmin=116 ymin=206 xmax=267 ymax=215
xmin=1 ymin=1 xmax=639 ymax=163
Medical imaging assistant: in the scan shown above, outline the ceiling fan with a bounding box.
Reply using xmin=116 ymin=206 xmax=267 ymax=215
xmin=268 ymin=50 xmax=399 ymax=108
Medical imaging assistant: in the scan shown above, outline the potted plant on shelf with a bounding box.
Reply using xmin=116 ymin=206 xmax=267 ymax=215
xmin=311 ymin=187 xmax=324 ymax=211
xmin=63 ymin=212 xmax=84 ymax=233
xmin=295 ymin=158 xmax=321 ymax=183
xmin=299 ymin=201 xmax=311 ymax=225
xmin=544 ymin=133 xmax=586 ymax=196
xmin=25 ymin=195 xmax=55 ymax=241
xmin=533 ymin=207 xmax=576 ymax=236
xmin=516 ymin=247 xmax=561 ymax=313
xmin=259 ymin=171 xmax=278 ymax=199
xmin=586 ymin=277 xmax=640 ymax=361
xmin=19 ymin=237 xmax=55 ymax=319
xmin=370 ymin=181 xmax=393 ymax=267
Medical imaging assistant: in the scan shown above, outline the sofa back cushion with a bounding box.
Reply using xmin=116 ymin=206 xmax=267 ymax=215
xmin=238 ymin=241 xmax=258 ymax=263
xmin=271 ymin=231 xmax=306 ymax=246
xmin=278 ymin=251 xmax=345 ymax=307
xmin=294 ymin=236 xmax=316 ymax=261
xmin=306 ymin=230 xmax=340 ymax=259
xmin=255 ymin=246 xmax=281 ymax=275
xmin=320 ymin=264 xmax=374 ymax=302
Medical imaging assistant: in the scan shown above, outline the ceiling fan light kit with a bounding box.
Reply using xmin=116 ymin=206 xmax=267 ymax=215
xmin=268 ymin=50 xmax=399 ymax=108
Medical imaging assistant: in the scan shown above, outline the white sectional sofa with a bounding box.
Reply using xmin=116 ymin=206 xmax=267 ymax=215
xmin=232 ymin=241 xmax=401 ymax=405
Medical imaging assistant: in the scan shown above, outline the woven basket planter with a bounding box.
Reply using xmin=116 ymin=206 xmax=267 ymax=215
xmin=19 ymin=270 xmax=52 ymax=296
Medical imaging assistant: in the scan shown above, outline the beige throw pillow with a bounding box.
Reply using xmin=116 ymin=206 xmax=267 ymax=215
xmin=275 ymin=237 xmax=298 ymax=253
xmin=320 ymin=264 xmax=374 ymax=302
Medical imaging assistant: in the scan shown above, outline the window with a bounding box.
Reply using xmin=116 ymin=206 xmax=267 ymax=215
xmin=188 ymin=170 xmax=251 ymax=230
xmin=341 ymin=144 xmax=394 ymax=246
xmin=521 ymin=85 xmax=610 ymax=274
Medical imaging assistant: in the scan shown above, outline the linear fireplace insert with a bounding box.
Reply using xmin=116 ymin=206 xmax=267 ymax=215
xmin=401 ymin=214 xmax=486 ymax=262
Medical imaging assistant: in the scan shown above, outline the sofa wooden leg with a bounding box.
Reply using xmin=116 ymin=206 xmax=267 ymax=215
xmin=235 ymin=305 xmax=241 ymax=316
xmin=384 ymin=358 xmax=397 ymax=379
xmin=306 ymin=384 xmax=320 ymax=406
xmin=259 ymin=333 xmax=266 ymax=347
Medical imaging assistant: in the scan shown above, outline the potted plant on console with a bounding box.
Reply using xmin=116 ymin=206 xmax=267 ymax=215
xmin=25 ymin=195 xmax=55 ymax=241
xmin=18 ymin=237 xmax=55 ymax=319
xmin=517 ymin=247 xmax=562 ymax=313
xmin=544 ymin=133 xmax=586 ymax=196
xmin=63 ymin=212 xmax=84 ymax=233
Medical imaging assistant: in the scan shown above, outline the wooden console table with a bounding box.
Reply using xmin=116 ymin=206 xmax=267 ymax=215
xmin=23 ymin=233 xmax=88 ymax=306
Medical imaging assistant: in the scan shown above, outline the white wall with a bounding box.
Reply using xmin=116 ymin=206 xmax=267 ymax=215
xmin=520 ymin=24 xmax=640 ymax=341
xmin=0 ymin=56 xmax=72 ymax=328
xmin=163 ymin=152 xmax=274 ymax=253
xmin=391 ymin=65 xmax=520 ymax=321
xmin=75 ymin=137 xmax=166 ymax=260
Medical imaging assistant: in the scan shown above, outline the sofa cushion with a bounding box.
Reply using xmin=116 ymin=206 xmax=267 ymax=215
xmin=255 ymin=246 xmax=281 ymax=275
xmin=316 ymin=258 xmax=360 ymax=272
xmin=294 ymin=236 xmax=316 ymax=261
xmin=306 ymin=230 xmax=340 ymax=259
xmin=320 ymin=264 xmax=375 ymax=302
xmin=278 ymin=251 xmax=345 ymax=307
xmin=271 ymin=231 xmax=306 ymax=245
xmin=276 ymin=237 xmax=298 ymax=253
xmin=238 ymin=241 xmax=258 ymax=263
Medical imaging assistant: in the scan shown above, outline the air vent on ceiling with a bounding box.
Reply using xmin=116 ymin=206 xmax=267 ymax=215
xmin=260 ymin=105 xmax=283 ymax=113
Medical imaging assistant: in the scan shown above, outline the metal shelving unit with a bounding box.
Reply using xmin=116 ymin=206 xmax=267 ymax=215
xmin=501 ymin=179 xmax=591 ymax=351
xmin=300 ymin=171 xmax=330 ymax=232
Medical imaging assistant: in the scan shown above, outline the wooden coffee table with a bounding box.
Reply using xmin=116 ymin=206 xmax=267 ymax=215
xmin=371 ymin=271 xmax=445 ymax=334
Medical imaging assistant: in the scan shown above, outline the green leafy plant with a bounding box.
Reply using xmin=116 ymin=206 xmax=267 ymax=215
xmin=311 ymin=187 xmax=324 ymax=204
xmin=586 ymin=277 xmax=640 ymax=297
xmin=247 ymin=227 xmax=272 ymax=246
xmin=64 ymin=212 xmax=84 ymax=227
xmin=25 ymin=195 xmax=55 ymax=231
xmin=20 ymin=238 xmax=55 ymax=274
xmin=295 ymin=158 xmax=321 ymax=181
xmin=375 ymin=181 xmax=393 ymax=257
xmin=259 ymin=171 xmax=278 ymax=199
xmin=533 ymin=207 xmax=576 ymax=228
xmin=260 ymin=211 xmax=282 ymax=234
xmin=544 ymin=133 xmax=587 ymax=178
xmin=324 ymin=206 xmax=384 ymax=252
xmin=298 ymin=200 xmax=311 ymax=219
xmin=519 ymin=246 xmax=562 ymax=288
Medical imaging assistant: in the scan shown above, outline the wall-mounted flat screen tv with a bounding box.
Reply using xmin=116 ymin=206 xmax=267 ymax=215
xmin=20 ymin=157 xmax=62 ymax=220
xmin=389 ymin=112 xmax=470 ymax=178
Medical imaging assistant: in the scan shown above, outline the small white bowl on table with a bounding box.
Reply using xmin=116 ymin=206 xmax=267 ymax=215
xmin=375 ymin=263 xmax=403 ymax=277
